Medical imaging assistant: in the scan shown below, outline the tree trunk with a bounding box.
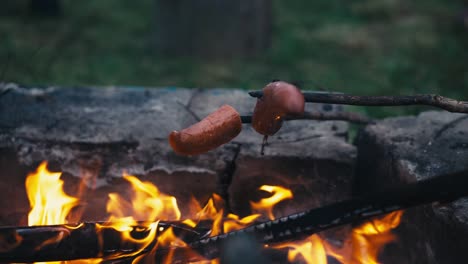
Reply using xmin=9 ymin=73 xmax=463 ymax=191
xmin=153 ymin=0 xmax=272 ymax=58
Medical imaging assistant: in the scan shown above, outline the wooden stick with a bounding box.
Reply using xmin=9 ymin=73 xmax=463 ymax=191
xmin=241 ymin=111 xmax=373 ymax=124
xmin=248 ymin=91 xmax=468 ymax=113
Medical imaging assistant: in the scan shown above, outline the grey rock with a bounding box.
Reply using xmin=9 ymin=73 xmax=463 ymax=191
xmin=0 ymin=84 xmax=355 ymax=226
xmin=355 ymin=110 xmax=468 ymax=264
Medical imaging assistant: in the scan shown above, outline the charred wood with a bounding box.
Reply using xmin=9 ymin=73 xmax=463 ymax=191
xmin=178 ymin=170 xmax=468 ymax=261
xmin=2 ymin=171 xmax=467 ymax=263
xmin=0 ymin=222 xmax=201 ymax=263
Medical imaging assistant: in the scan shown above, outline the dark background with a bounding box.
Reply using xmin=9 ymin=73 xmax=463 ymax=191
xmin=1 ymin=0 xmax=467 ymax=117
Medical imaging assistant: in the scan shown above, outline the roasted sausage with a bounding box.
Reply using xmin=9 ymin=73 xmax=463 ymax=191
xmin=169 ymin=104 xmax=242 ymax=156
xmin=252 ymin=81 xmax=305 ymax=136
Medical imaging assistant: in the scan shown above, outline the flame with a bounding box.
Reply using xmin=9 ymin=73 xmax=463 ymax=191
xmin=183 ymin=193 xmax=260 ymax=237
xmin=99 ymin=173 xmax=182 ymax=261
xmin=270 ymin=211 xmax=403 ymax=264
xmin=26 ymin=162 xmax=80 ymax=226
xmin=123 ymin=173 xmax=181 ymax=221
xmin=154 ymin=227 xmax=188 ymax=264
xmin=105 ymin=173 xmax=181 ymax=224
xmin=349 ymin=210 xmax=403 ymax=264
xmin=25 ymin=162 xmax=93 ymax=264
xmin=23 ymin=162 xmax=405 ymax=264
xmin=223 ymin=213 xmax=261 ymax=233
xmin=274 ymin=234 xmax=327 ymax=264
xmin=324 ymin=211 xmax=404 ymax=264
xmin=250 ymin=185 xmax=293 ymax=220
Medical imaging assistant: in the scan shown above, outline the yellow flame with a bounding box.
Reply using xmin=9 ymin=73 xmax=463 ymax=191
xmin=123 ymin=173 xmax=181 ymax=221
xmin=100 ymin=173 xmax=182 ymax=260
xmin=23 ymin=162 xmax=405 ymax=264
xmin=274 ymin=234 xmax=327 ymax=264
xmin=349 ymin=211 xmax=403 ymax=264
xmin=25 ymin=162 xmax=94 ymax=264
xmin=183 ymin=194 xmax=261 ymax=237
xmin=324 ymin=211 xmax=404 ymax=264
xmin=26 ymin=162 xmax=79 ymax=226
xmin=250 ymin=185 xmax=293 ymax=220
xmin=223 ymin=213 xmax=261 ymax=233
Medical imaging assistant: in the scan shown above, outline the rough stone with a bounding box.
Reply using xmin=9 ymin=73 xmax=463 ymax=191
xmin=355 ymin=110 xmax=468 ymax=263
xmin=0 ymin=83 xmax=355 ymax=226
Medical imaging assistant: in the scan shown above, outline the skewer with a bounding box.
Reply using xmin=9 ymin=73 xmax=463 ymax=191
xmin=248 ymin=91 xmax=468 ymax=113
xmin=240 ymin=111 xmax=373 ymax=124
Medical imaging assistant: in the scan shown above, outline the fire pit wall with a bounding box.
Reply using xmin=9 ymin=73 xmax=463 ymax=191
xmin=355 ymin=111 xmax=468 ymax=263
xmin=0 ymin=84 xmax=467 ymax=263
xmin=0 ymin=84 xmax=355 ymax=224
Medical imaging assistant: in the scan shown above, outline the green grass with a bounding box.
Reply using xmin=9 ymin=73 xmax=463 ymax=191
xmin=1 ymin=0 xmax=467 ymax=117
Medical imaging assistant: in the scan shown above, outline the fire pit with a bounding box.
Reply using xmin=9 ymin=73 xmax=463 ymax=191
xmin=0 ymin=83 xmax=467 ymax=263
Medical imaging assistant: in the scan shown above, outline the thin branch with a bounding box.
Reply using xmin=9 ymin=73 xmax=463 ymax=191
xmin=248 ymin=91 xmax=468 ymax=113
xmin=240 ymin=111 xmax=373 ymax=124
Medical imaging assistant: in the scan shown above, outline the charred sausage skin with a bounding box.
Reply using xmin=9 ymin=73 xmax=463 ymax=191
xmin=169 ymin=104 xmax=242 ymax=156
xmin=252 ymin=81 xmax=305 ymax=136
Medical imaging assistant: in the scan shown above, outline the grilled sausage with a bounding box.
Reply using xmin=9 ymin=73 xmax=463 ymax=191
xmin=252 ymin=81 xmax=305 ymax=136
xmin=169 ymin=104 xmax=242 ymax=155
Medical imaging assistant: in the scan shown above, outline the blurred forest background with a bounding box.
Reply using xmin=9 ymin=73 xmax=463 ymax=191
xmin=1 ymin=0 xmax=467 ymax=117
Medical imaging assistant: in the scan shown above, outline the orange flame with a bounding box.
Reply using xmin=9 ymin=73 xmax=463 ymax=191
xmin=223 ymin=213 xmax=261 ymax=233
xmin=272 ymin=211 xmax=403 ymax=264
xmin=99 ymin=173 xmax=182 ymax=261
xmin=26 ymin=162 xmax=98 ymax=264
xmin=324 ymin=211 xmax=404 ymax=264
xmin=182 ymin=194 xmax=261 ymax=237
xmin=124 ymin=173 xmax=181 ymax=221
xmin=250 ymin=185 xmax=293 ymax=220
xmin=274 ymin=234 xmax=327 ymax=264
xmin=23 ymin=162 xmax=404 ymax=264
xmin=26 ymin=162 xmax=79 ymax=226
xmin=350 ymin=210 xmax=403 ymax=264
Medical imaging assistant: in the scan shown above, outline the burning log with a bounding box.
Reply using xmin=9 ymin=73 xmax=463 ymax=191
xmin=0 ymin=221 xmax=203 ymax=263
xmin=176 ymin=170 xmax=468 ymax=262
xmin=249 ymin=91 xmax=468 ymax=113
xmin=1 ymin=170 xmax=466 ymax=263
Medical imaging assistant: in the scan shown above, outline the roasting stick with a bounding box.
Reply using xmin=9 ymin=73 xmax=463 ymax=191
xmin=165 ymin=170 xmax=468 ymax=262
xmin=249 ymin=91 xmax=468 ymax=113
xmin=240 ymin=111 xmax=373 ymax=125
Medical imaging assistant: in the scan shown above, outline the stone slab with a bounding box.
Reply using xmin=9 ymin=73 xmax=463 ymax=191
xmin=0 ymin=83 xmax=356 ymax=225
xmin=355 ymin=110 xmax=468 ymax=263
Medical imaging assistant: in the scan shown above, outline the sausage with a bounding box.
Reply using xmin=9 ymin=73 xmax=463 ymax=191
xmin=169 ymin=104 xmax=242 ymax=156
xmin=252 ymin=81 xmax=305 ymax=136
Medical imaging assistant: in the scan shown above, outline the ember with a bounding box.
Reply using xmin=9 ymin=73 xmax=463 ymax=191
xmin=19 ymin=162 xmax=406 ymax=263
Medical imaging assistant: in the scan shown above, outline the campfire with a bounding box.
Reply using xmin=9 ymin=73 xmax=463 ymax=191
xmin=2 ymin=161 xmax=403 ymax=263
xmin=1 ymin=81 xmax=468 ymax=263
